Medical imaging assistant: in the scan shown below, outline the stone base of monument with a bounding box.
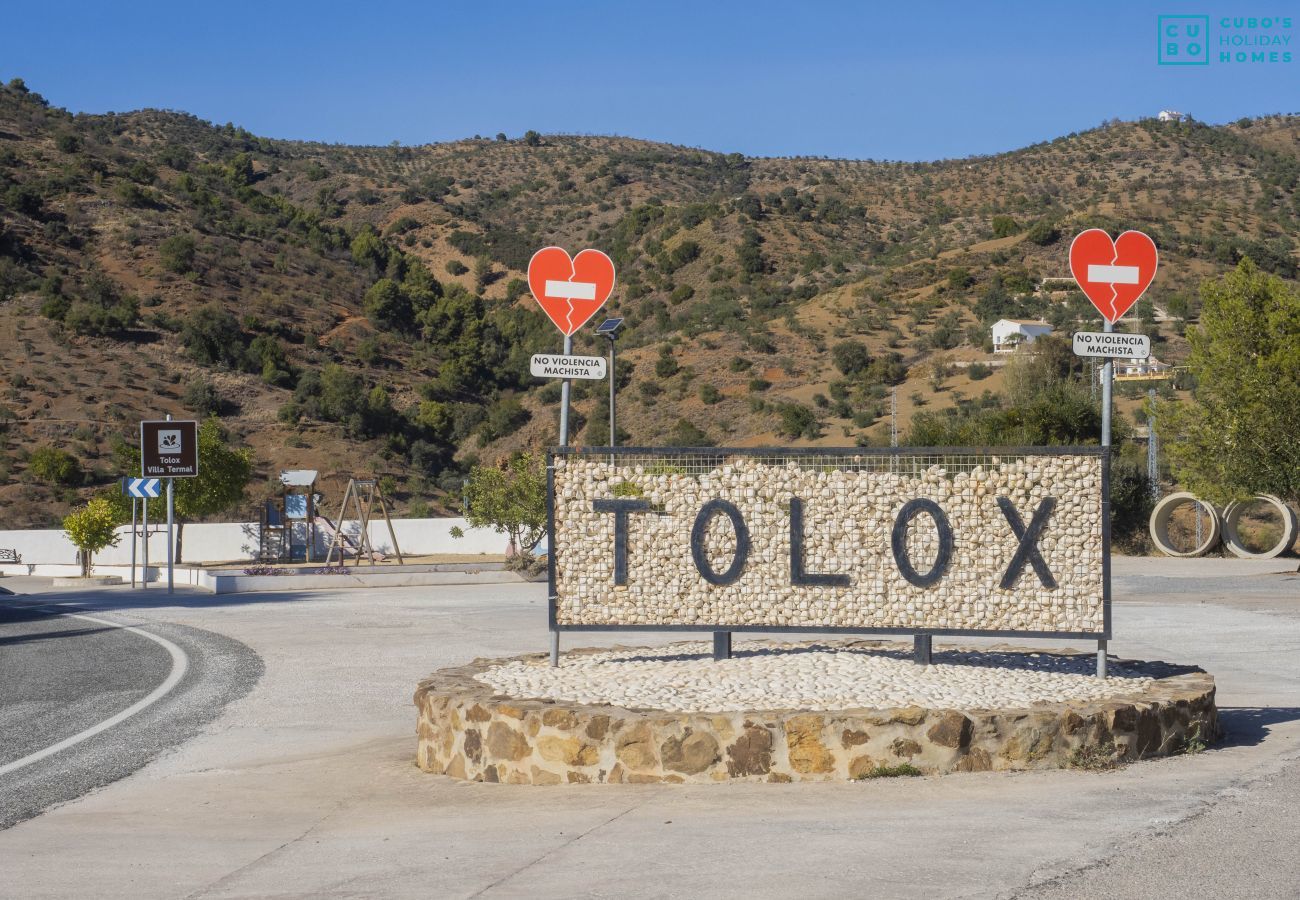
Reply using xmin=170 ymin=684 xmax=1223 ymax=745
xmin=414 ymin=641 xmax=1218 ymax=784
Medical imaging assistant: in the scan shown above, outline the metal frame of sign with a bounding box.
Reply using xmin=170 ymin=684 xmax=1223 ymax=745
xmin=546 ymin=444 xmax=1111 ymax=642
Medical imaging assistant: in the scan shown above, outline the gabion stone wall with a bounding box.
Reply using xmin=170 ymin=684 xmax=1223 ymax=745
xmin=551 ymin=450 xmax=1106 ymax=635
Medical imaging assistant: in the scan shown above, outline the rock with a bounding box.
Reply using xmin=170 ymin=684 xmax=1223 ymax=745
xmin=726 ymin=726 xmax=774 ymax=777
xmin=841 ymin=729 xmax=870 ymax=748
xmin=955 ymin=748 xmax=992 ymax=772
xmin=891 ymin=739 xmax=923 ymax=759
xmin=531 ymin=765 xmax=562 ymax=785
xmin=848 ymin=755 xmax=879 ymax=779
xmin=542 ymin=709 xmax=578 ymax=729
xmin=463 ymin=728 xmax=482 ymax=764
xmin=926 ymin=712 xmax=973 ymax=749
xmin=486 ymin=722 xmax=531 ymax=762
xmin=615 ymin=722 xmax=658 ymax=770
xmin=538 ymin=735 xmax=598 ymax=767
xmin=786 ymin=715 xmax=834 ymax=774
xmin=466 ymin=704 xmax=491 ymax=723
xmin=661 ymin=730 xmax=720 ymax=775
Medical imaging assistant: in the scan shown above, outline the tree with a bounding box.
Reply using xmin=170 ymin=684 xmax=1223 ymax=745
xmin=159 ymin=233 xmax=198 ymax=275
xmin=523 ymin=130 xmax=542 ymax=146
xmin=462 ymin=451 xmax=547 ymax=559
xmin=182 ymin=303 xmax=245 ymax=366
xmin=29 ymin=446 xmax=82 ymax=485
xmin=64 ymin=497 xmax=123 ymax=577
xmin=1163 ymin=261 xmax=1300 ymax=507
xmin=991 ymin=215 xmax=1020 ymax=238
xmin=831 ymin=340 xmax=872 ymax=376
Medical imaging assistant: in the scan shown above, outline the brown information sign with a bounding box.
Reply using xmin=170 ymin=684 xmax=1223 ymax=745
xmin=141 ymin=420 xmax=199 ymax=478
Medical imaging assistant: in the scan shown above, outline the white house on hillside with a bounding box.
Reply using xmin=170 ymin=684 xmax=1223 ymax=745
xmin=991 ymin=319 xmax=1053 ymax=353
xmin=1158 ymin=109 xmax=1186 ymax=122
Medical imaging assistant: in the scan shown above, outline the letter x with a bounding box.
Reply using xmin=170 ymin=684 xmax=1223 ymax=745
xmin=996 ymin=497 xmax=1056 ymax=589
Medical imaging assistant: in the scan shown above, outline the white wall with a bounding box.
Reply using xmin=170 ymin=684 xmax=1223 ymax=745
xmin=0 ymin=517 xmax=519 ymax=573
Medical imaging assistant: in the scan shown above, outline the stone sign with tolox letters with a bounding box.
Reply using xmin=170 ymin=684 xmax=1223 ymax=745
xmin=548 ymin=447 xmax=1110 ymax=638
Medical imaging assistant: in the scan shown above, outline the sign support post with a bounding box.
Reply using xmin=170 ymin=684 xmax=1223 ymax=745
xmin=165 ymin=414 xmax=174 ymax=594
xmin=1097 ymin=320 xmax=1113 ymax=678
xmin=552 ymin=334 xmax=572 ymax=667
xmin=142 ymin=498 xmax=148 ymax=589
xmin=130 ymin=497 xmax=138 ymax=589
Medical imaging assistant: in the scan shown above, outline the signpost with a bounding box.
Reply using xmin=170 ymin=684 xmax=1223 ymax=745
xmin=529 ymin=354 xmax=608 ymax=380
xmin=527 ymin=246 xmax=616 ymax=665
xmin=1071 ymin=331 xmax=1151 ymax=359
xmin=121 ymin=476 xmax=162 ymax=588
xmin=1069 ymin=228 xmax=1159 ymax=676
xmin=140 ymin=418 xmax=198 ymax=593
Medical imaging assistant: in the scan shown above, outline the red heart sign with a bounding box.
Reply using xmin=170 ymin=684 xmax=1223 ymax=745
xmin=527 ymin=247 xmax=616 ymax=337
xmin=1068 ymin=229 xmax=1159 ymax=324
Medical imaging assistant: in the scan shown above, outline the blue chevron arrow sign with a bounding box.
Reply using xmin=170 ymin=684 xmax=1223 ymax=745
xmin=121 ymin=477 xmax=163 ymax=499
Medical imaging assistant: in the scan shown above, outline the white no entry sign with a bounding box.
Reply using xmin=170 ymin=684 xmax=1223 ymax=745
xmin=530 ymin=354 xmax=608 ymax=380
xmin=1072 ymin=331 xmax=1151 ymax=359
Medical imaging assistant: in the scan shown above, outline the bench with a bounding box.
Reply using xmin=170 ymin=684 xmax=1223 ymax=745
xmin=0 ymin=548 xmax=20 ymax=564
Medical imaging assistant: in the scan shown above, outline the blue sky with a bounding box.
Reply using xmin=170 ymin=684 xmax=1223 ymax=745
xmin=3 ymin=2 xmax=1295 ymax=160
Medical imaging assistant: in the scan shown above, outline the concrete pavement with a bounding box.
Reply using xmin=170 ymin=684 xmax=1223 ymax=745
xmin=0 ymin=558 xmax=1296 ymax=898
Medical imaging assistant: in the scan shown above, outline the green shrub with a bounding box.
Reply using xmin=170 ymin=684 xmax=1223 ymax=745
xmin=29 ymin=446 xmax=82 ymax=485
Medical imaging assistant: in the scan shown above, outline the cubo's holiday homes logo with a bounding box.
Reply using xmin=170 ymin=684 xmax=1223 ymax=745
xmin=1159 ymin=14 xmax=1293 ymax=65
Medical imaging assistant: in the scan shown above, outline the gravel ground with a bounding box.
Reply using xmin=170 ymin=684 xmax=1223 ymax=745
xmin=475 ymin=640 xmax=1158 ymax=711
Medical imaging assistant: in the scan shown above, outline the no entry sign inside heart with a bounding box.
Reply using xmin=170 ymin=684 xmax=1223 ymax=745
xmin=527 ymin=247 xmax=616 ymax=337
xmin=1068 ymin=229 xmax=1159 ymax=324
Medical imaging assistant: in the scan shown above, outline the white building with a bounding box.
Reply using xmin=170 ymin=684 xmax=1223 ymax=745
xmin=1158 ymin=109 xmax=1186 ymax=122
xmin=1099 ymin=356 xmax=1173 ymax=383
xmin=991 ymin=319 xmax=1054 ymax=353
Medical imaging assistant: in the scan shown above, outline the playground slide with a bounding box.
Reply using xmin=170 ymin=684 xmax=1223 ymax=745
xmin=315 ymin=514 xmax=386 ymax=562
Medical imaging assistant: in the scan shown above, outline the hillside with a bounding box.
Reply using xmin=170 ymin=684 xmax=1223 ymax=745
xmin=2 ymin=77 xmax=1298 ymax=527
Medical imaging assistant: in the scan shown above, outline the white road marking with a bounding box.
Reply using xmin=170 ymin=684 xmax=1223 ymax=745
xmin=0 ymin=605 xmax=189 ymax=777
xmin=1087 ymin=264 xmax=1140 ymax=284
xmin=544 ymin=279 xmax=597 ymax=300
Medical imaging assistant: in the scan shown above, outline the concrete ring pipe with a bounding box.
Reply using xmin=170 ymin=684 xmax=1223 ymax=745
xmin=1221 ymin=495 xmax=1298 ymax=559
xmin=1149 ymin=492 xmax=1221 ymax=558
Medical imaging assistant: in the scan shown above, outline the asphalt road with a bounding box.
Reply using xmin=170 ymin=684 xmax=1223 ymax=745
xmin=0 ymin=559 xmax=1295 ymax=898
xmin=0 ymin=600 xmax=262 ymax=830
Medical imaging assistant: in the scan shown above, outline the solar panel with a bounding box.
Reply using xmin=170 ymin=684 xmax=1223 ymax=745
xmin=595 ymin=317 xmax=624 ymax=335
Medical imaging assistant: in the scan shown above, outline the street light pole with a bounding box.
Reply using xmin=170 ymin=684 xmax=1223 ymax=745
xmin=607 ymin=334 xmax=616 ymax=449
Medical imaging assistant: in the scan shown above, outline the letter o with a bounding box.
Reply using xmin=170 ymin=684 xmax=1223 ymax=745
xmin=891 ymin=498 xmax=954 ymax=588
xmin=691 ymin=499 xmax=750 ymax=586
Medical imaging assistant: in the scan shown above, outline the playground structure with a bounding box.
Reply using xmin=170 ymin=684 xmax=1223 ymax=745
xmin=323 ymin=478 xmax=404 ymax=567
xmin=1150 ymin=492 xmax=1299 ymax=559
xmin=259 ymin=470 xmax=320 ymax=562
xmin=257 ymin=472 xmax=405 ymax=566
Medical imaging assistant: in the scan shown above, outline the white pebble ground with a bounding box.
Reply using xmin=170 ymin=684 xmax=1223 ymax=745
xmin=475 ymin=642 xmax=1156 ymax=712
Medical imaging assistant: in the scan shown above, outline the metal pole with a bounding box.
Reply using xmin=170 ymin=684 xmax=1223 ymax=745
xmin=558 ymin=334 xmax=573 ymax=445
xmin=913 ymin=634 xmax=932 ymax=665
xmin=712 ymin=631 xmax=732 ymax=661
xmin=166 ymin=477 xmax=174 ymax=594
xmin=608 ymin=337 xmax=616 ymax=448
xmin=142 ymin=497 xmax=148 ymax=589
xmin=1099 ymin=320 xmax=1114 ymax=677
xmin=552 ymin=334 xmax=573 ymax=667
xmin=130 ymin=497 xmax=138 ymax=589
xmin=165 ymin=413 xmax=174 ymax=594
